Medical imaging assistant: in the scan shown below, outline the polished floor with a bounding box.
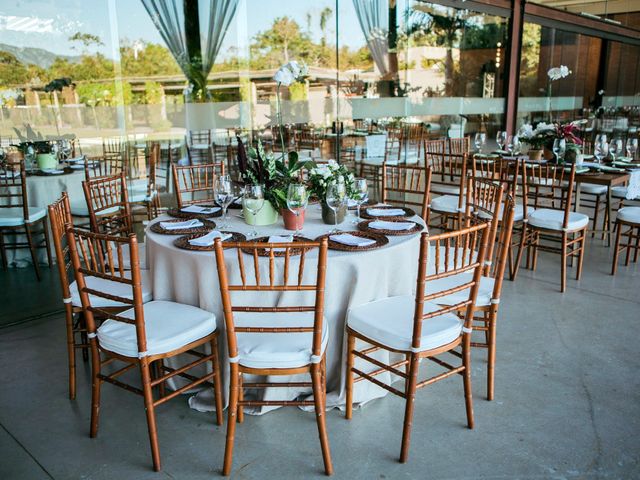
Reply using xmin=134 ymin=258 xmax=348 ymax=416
xmin=1 ymin=236 xmax=639 ymax=479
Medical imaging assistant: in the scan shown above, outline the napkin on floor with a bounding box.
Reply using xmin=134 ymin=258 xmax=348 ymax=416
xmin=188 ymin=230 xmax=231 ymax=246
xmin=181 ymin=205 xmax=221 ymax=214
xmin=366 ymin=207 xmax=405 ymax=217
xmin=369 ymin=220 xmax=415 ymax=231
xmin=330 ymin=233 xmax=376 ymax=247
xmin=160 ymin=219 xmax=203 ymax=230
xmin=268 ymin=235 xmax=294 ymax=252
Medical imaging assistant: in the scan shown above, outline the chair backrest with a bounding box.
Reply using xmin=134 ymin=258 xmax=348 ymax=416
xmin=385 ymin=127 xmax=403 ymax=162
xmin=189 ymin=129 xmax=212 ymax=146
xmin=66 ymin=227 xmax=147 ymax=356
xmin=382 ymin=164 xmax=432 ymax=220
xmin=48 ymin=192 xmax=75 ymax=301
xmin=413 ymin=222 xmax=490 ymax=351
xmin=471 ymin=155 xmax=517 ymax=192
xmin=484 ymin=195 xmax=516 ymax=305
xmin=425 ymin=139 xmax=467 ymax=190
xmin=214 ymin=238 xmax=329 ymax=365
xmin=83 ymin=173 xmax=133 ymax=236
xmin=102 ymin=136 xmax=126 ymax=157
xmin=171 ymin=163 xmax=217 ymax=208
xmin=448 ymin=137 xmax=470 ymax=155
xmin=0 ymin=156 xmax=29 ymax=220
xmin=295 ymin=127 xmax=320 ymax=151
xmin=521 ymin=160 xmax=575 ymax=228
xmin=85 ymin=153 xmax=126 ymax=179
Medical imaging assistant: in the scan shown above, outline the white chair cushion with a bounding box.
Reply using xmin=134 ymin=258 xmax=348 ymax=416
xmin=430 ymin=195 xmax=461 ymax=213
xmin=617 ymin=207 xmax=640 ymax=224
xmin=611 ymin=186 xmax=639 ymax=200
xmin=233 ymin=311 xmax=329 ymax=369
xmin=0 ymin=206 xmax=46 ymax=227
xmin=478 ymin=203 xmax=527 ymax=222
xmin=97 ymin=300 xmax=216 ymax=358
xmin=580 ymin=184 xmax=607 ymax=195
xmin=129 ymin=192 xmax=153 ymax=203
xmin=527 ymin=208 xmax=589 ymax=231
xmin=70 ymin=200 xmax=119 ymax=217
xmin=362 ymin=156 xmax=394 ymax=166
xmin=69 ymin=269 xmax=153 ymax=308
xmin=109 ymin=242 xmax=147 ymax=270
xmin=347 ymin=296 xmax=462 ymax=352
xmin=431 ymin=183 xmax=460 ymax=195
xmin=427 ymin=273 xmax=495 ymax=308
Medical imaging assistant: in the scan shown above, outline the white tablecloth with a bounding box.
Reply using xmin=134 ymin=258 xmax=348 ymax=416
xmin=145 ymin=206 xmax=424 ymax=414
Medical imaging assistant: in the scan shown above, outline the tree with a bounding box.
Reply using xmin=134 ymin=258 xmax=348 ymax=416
xmin=120 ymin=41 xmax=182 ymax=77
xmin=69 ymin=32 xmax=104 ymax=50
xmin=319 ymin=7 xmax=333 ymax=47
xmin=252 ymin=17 xmax=313 ymax=65
xmin=0 ymin=51 xmax=29 ymax=86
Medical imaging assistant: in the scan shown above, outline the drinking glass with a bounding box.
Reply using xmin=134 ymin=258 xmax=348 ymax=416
xmin=496 ymin=131 xmax=507 ymax=151
xmin=552 ymin=138 xmax=566 ymax=163
xmin=474 ymin=132 xmax=486 ymax=153
xmin=243 ymin=184 xmax=265 ymax=237
xmin=214 ymin=176 xmax=234 ymax=229
xmin=286 ymin=183 xmax=308 ymax=237
xmin=594 ymin=139 xmax=608 ymax=165
xmin=351 ymin=177 xmax=369 ymax=225
xmin=326 ymin=182 xmax=346 ymax=234
xmin=626 ymin=138 xmax=638 ymax=159
xmin=595 ymin=133 xmax=607 ymax=144
xmin=609 ymin=138 xmax=623 ymax=162
xmin=506 ymin=135 xmax=520 ymax=156
xmin=26 ymin=145 xmax=36 ymax=170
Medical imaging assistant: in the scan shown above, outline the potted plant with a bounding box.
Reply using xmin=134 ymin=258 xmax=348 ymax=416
xmin=553 ymin=120 xmax=585 ymax=164
xmin=13 ymin=124 xmax=58 ymax=169
xmin=307 ymin=160 xmax=357 ymax=225
xmin=518 ymin=122 xmax=554 ymax=160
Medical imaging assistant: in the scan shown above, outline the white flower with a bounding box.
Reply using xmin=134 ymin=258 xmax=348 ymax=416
xmin=273 ymin=67 xmax=295 ymax=86
xmin=547 ymin=65 xmax=572 ymax=81
xmin=518 ymin=123 xmax=534 ymax=139
xmin=535 ymin=122 xmax=556 ymax=133
xmin=273 ymin=60 xmax=308 ymax=86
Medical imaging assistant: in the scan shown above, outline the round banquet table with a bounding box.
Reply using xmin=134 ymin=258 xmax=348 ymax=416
xmin=145 ymin=205 xmax=425 ymax=414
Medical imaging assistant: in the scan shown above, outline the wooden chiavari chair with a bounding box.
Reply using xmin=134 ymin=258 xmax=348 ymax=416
xmin=171 ymin=163 xmax=217 ymax=208
xmin=187 ymin=129 xmax=218 ymax=169
xmin=67 ymin=227 xmax=222 ymax=472
xmin=381 ymin=163 xmax=432 ymax=220
xmin=448 ymin=136 xmax=470 ymax=155
xmin=611 ymin=207 xmax=640 ymax=275
xmin=102 ymin=136 xmax=127 ymax=163
xmin=359 ymin=128 xmax=402 ymax=198
xmin=513 ymin=163 xmax=588 ymax=292
xmin=345 ymin=222 xmax=491 ymax=462
xmin=426 ymin=139 xmax=467 ymax=229
xmin=0 ymin=156 xmax=51 ymax=279
xmin=295 ymin=125 xmax=321 ymax=154
xmin=48 ymin=193 xmax=153 ymax=399
xmin=214 ymin=238 xmax=332 ymax=476
xmin=129 ymin=142 xmax=160 ymax=220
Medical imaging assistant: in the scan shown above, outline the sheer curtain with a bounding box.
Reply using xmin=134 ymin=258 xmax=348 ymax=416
xmin=352 ymin=0 xmax=390 ymax=77
xmin=140 ymin=0 xmax=239 ymax=93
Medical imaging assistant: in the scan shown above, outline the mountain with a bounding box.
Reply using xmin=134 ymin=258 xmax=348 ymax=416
xmin=0 ymin=43 xmax=81 ymax=68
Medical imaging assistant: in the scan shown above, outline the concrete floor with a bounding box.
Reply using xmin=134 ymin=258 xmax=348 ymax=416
xmin=1 ymin=236 xmax=639 ymax=479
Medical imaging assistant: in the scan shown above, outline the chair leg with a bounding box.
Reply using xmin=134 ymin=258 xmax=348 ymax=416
xmin=611 ymin=221 xmax=622 ymax=275
xmin=591 ymin=195 xmax=600 ymax=238
xmin=24 ymin=223 xmax=41 ymax=281
xmin=399 ymin=353 xmax=419 ymax=463
xmin=624 ymin=228 xmax=633 ymax=266
xmin=487 ymin=312 xmax=496 ymax=401
xmin=210 ymin=337 xmax=224 ymax=427
xmin=560 ymin=233 xmax=568 ymax=293
xmin=237 ymin=373 xmax=244 ymax=424
xmin=89 ymin=349 xmax=102 ymax=438
xmin=222 ymin=366 xmax=240 ymax=476
xmin=512 ymin=224 xmax=527 ymax=281
xmin=462 ymin=341 xmax=475 ymax=429
xmin=0 ymin=230 xmax=7 ymax=270
xmin=576 ymin=230 xmax=586 ymax=281
xmin=345 ymin=332 xmax=355 ymax=420
xmin=42 ymin=217 xmax=52 ymax=268
xmin=65 ymin=307 xmax=77 ymax=400
xmin=140 ymin=359 xmax=162 ymax=471
xmin=634 ymin=226 xmax=640 ymax=263
xmin=531 ymin=232 xmax=540 ymax=272
xmin=312 ymin=362 xmax=333 ymax=476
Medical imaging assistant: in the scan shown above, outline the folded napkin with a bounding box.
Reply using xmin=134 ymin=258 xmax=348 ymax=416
xmin=181 ymin=205 xmax=221 ymax=214
xmin=66 ymin=156 xmax=86 ymax=164
xmin=366 ymin=207 xmax=406 ymax=217
xmin=369 ymin=220 xmax=415 ymax=231
xmin=188 ymin=230 xmax=231 ymax=246
xmin=565 ymin=167 xmax=589 ymax=174
xmin=160 ymin=219 xmax=203 ymax=230
xmin=41 ymin=169 xmax=65 ymax=174
xmin=268 ymin=235 xmax=294 ymax=252
xmin=330 ymin=233 xmax=376 ymax=247
xmin=347 ymin=198 xmax=358 ymax=208
xmin=599 ymin=165 xmax=625 ymax=173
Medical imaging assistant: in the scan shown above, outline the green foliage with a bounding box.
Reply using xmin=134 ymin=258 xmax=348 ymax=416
xmin=143 ymin=81 xmax=164 ymax=104
xmin=76 ymin=81 xmax=132 ymax=106
xmin=0 ymin=51 xmax=30 ymax=86
xmin=239 ymin=78 xmax=252 ymax=102
xmin=48 ymin=54 xmax=114 ymax=81
xmin=288 ymin=82 xmax=307 ymax=101
xmin=69 ymin=32 xmax=104 ymax=48
xmin=120 ymin=41 xmax=181 ymax=77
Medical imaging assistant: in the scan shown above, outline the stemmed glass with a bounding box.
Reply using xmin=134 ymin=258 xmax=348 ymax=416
xmin=506 ymin=135 xmax=520 ymax=156
xmin=286 ymin=183 xmax=308 ymax=237
xmin=474 ymin=132 xmax=486 ymax=153
xmin=214 ymin=175 xmax=234 ymax=229
xmin=243 ymin=184 xmax=265 ymax=238
xmin=351 ymin=177 xmax=369 ymax=225
xmin=626 ymin=138 xmax=638 ymax=159
xmin=553 ymin=138 xmax=566 ymax=163
xmin=595 ymin=133 xmax=607 ymax=144
xmin=496 ymin=131 xmax=507 ymax=151
xmin=326 ymin=181 xmax=347 ymax=234
xmin=26 ymin=145 xmax=36 ymax=170
xmin=609 ymin=138 xmax=623 ymax=162
xmin=594 ymin=139 xmax=608 ymax=165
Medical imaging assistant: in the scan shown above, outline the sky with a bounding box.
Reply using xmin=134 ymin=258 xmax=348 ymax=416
xmin=0 ymin=0 xmax=411 ymax=60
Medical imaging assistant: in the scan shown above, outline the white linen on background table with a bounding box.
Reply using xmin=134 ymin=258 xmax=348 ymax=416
xmin=145 ymin=204 xmax=425 ymax=414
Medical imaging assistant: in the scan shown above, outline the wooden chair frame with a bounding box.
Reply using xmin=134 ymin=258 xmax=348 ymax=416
xmin=67 ymin=227 xmax=223 ymax=472
xmin=129 ymin=142 xmax=160 ymax=221
xmin=381 ymin=163 xmax=432 ymax=220
xmin=345 ymin=222 xmax=490 ymax=463
xmin=448 ymin=136 xmax=470 ymax=155
xmin=611 ymin=210 xmax=640 ymax=275
xmin=214 ymin=238 xmax=333 ymax=476
xmin=171 ymin=163 xmax=218 ymax=208
xmin=0 ymin=156 xmax=52 ymax=279
xmin=83 ymin=173 xmax=134 ymax=236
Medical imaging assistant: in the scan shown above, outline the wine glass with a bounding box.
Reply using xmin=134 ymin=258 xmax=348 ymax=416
xmin=553 ymin=138 xmax=566 ymax=163
xmin=326 ymin=181 xmax=347 ymax=234
xmin=594 ymin=139 xmax=608 ymax=165
xmin=26 ymin=145 xmax=36 ymax=170
xmin=286 ymin=183 xmax=308 ymax=237
xmin=214 ymin=176 xmax=233 ymax=229
xmin=496 ymin=131 xmax=507 ymax=151
xmin=609 ymin=138 xmax=623 ymax=162
xmin=506 ymin=135 xmax=520 ymax=156
xmin=351 ymin=177 xmax=369 ymax=225
xmin=595 ymin=133 xmax=607 ymax=144
xmin=243 ymin=184 xmax=265 ymax=238
xmin=626 ymin=138 xmax=638 ymax=159
xmin=474 ymin=132 xmax=486 ymax=153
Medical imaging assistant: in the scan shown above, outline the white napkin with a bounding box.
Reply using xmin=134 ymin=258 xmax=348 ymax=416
xmin=66 ymin=155 xmax=86 ymax=164
xmin=188 ymin=230 xmax=231 ymax=246
xmin=181 ymin=205 xmax=221 ymax=214
xmin=330 ymin=233 xmax=376 ymax=247
xmin=268 ymin=235 xmax=294 ymax=252
xmin=369 ymin=220 xmax=415 ymax=231
xmin=41 ymin=169 xmax=65 ymax=174
xmin=366 ymin=207 xmax=406 ymax=217
xmin=346 ymin=198 xmax=358 ymax=208
xmin=626 ymin=170 xmax=640 ymax=200
xmin=160 ymin=219 xmax=203 ymax=230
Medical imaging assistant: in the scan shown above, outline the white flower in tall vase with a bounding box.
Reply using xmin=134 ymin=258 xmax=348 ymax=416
xmin=546 ymin=65 xmax=572 ymax=122
xmin=273 ymin=61 xmax=308 ymax=157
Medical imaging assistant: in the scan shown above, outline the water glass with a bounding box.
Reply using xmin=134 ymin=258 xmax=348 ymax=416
xmin=215 ymin=176 xmax=233 ymax=228
xmin=496 ymin=131 xmax=507 ymax=151
xmin=326 ymin=182 xmax=347 ymax=234
xmin=626 ymin=138 xmax=638 ymax=159
xmin=552 ymin=138 xmax=566 ymax=163
xmin=351 ymin=178 xmax=369 ymax=225
xmin=594 ymin=140 xmax=608 ymax=165
xmin=244 ymin=184 xmax=265 ymax=237
xmin=609 ymin=138 xmax=623 ymax=162
xmin=474 ymin=133 xmax=486 ymax=153
xmin=286 ymin=183 xmax=308 ymax=236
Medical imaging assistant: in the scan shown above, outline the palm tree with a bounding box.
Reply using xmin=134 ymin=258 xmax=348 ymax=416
xmin=319 ymin=7 xmax=333 ymax=47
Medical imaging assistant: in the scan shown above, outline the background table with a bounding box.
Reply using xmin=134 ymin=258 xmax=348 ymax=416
xmin=145 ymin=205 xmax=425 ymax=414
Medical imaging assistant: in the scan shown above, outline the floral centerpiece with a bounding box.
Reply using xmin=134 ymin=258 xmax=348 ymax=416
xmin=553 ymin=120 xmax=585 ymax=164
xmin=546 ymin=65 xmax=572 ymax=122
xmin=517 ymin=122 xmax=555 ymax=160
xmin=307 ymin=160 xmax=357 ymax=224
